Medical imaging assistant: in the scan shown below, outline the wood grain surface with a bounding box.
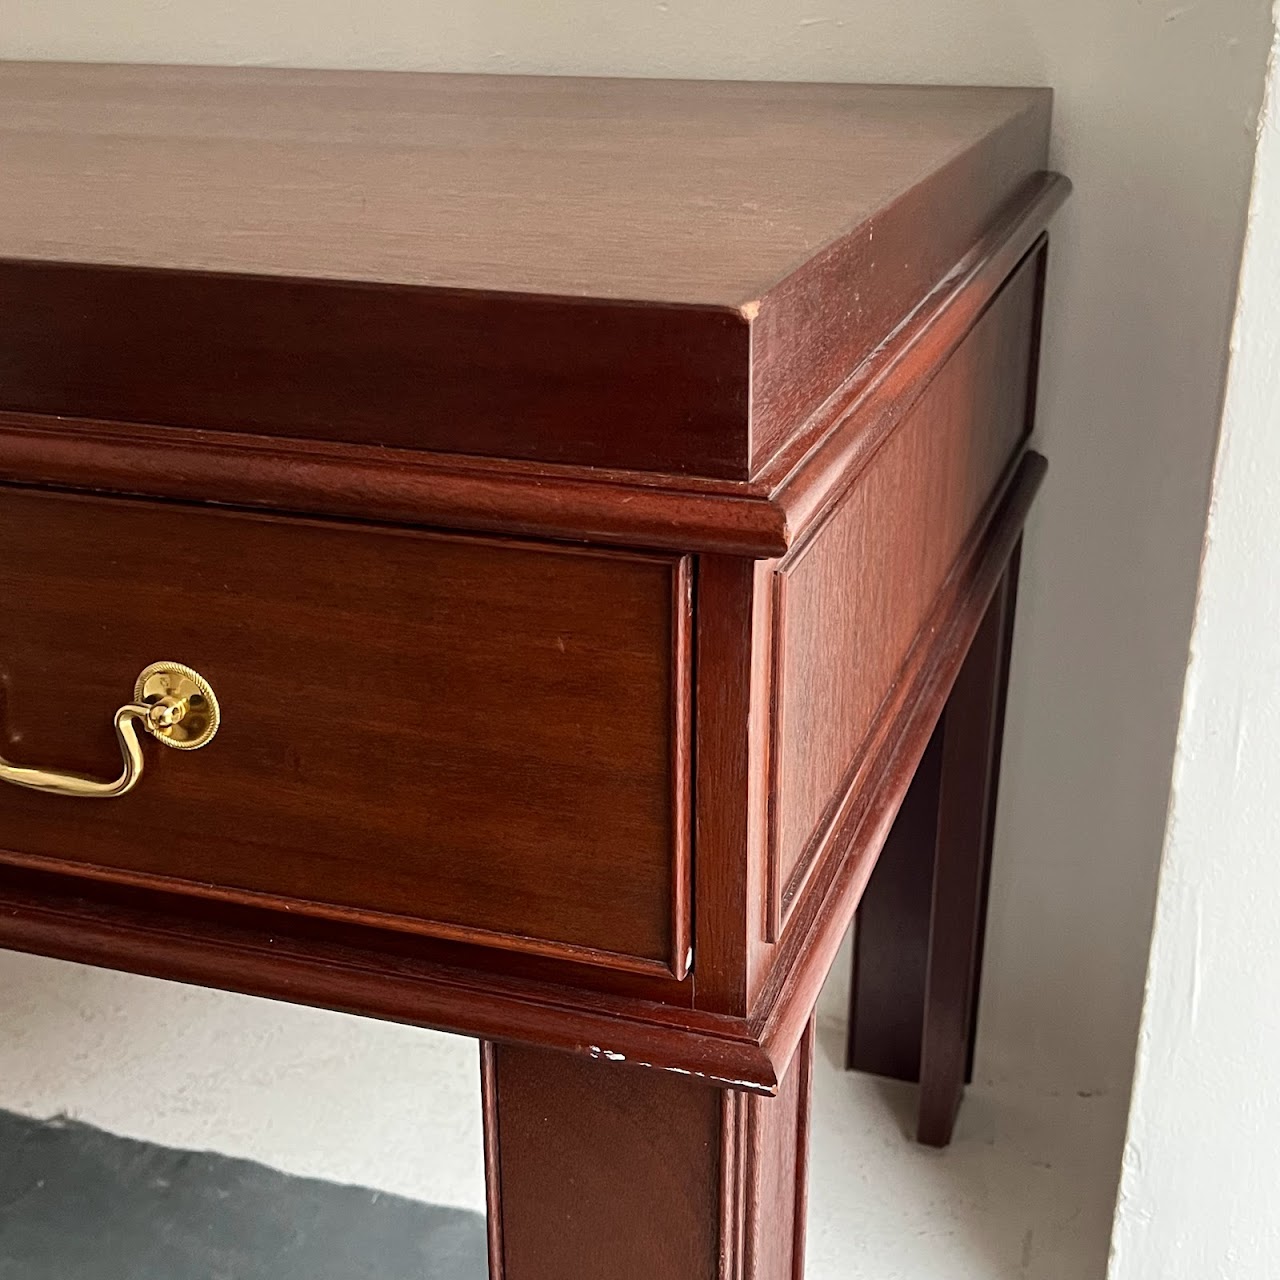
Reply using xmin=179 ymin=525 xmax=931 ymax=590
xmin=0 ymin=68 xmax=1066 ymax=1135
xmin=847 ymin=719 xmax=947 ymax=1081
xmin=0 ymin=175 xmax=1067 ymax=547
xmin=916 ymin=554 xmax=1021 ymax=1144
xmin=482 ymin=1019 xmax=813 ymax=1280
xmin=0 ymin=487 xmax=691 ymax=978
xmin=755 ymin=452 xmax=1044 ymax=1090
xmin=0 ymin=63 xmax=1052 ymax=478
xmin=0 ymin=453 xmax=1045 ymax=1093
xmin=1 ymin=64 xmax=1045 ymax=304
xmin=847 ymin=548 xmax=1022 ymax=1149
xmin=767 ymin=244 xmax=1041 ymax=935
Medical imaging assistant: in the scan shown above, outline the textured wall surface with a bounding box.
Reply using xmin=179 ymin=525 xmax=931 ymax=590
xmin=1110 ymin=11 xmax=1280 ymax=1276
xmin=0 ymin=0 xmax=1273 ymax=1206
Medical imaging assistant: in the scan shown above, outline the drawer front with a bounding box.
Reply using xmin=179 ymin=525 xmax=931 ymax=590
xmin=0 ymin=489 xmax=691 ymax=978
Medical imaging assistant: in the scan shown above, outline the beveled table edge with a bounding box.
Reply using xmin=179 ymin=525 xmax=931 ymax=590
xmin=0 ymin=174 xmax=1067 ymax=559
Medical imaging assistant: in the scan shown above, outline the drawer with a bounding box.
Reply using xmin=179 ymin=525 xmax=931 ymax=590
xmin=0 ymin=489 xmax=691 ymax=979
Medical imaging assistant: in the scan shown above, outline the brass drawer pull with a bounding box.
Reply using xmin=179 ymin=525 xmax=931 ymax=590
xmin=0 ymin=662 xmax=220 ymax=799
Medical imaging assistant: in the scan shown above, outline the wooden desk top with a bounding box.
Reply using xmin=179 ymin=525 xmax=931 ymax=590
xmin=2 ymin=63 xmax=1046 ymax=307
xmin=0 ymin=65 xmax=1053 ymax=479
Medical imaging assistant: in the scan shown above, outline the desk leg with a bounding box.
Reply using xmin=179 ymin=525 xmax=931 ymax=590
xmin=481 ymin=1020 xmax=814 ymax=1280
xmin=847 ymin=545 xmax=1021 ymax=1147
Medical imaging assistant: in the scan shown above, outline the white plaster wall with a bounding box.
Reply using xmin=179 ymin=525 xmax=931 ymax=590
xmin=1110 ymin=11 xmax=1280 ymax=1275
xmin=0 ymin=0 xmax=1272 ymax=1202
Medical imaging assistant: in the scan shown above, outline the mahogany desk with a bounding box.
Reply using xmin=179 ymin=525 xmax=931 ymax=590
xmin=0 ymin=64 xmax=1068 ymax=1279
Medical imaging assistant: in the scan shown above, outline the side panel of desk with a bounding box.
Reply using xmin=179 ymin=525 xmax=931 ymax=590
xmin=690 ymin=243 xmax=1046 ymax=1015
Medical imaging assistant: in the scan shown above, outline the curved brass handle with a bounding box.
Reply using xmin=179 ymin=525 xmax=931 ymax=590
xmin=0 ymin=662 xmax=220 ymax=799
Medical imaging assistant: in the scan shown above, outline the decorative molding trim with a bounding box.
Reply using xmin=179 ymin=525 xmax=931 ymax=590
xmin=0 ymin=175 xmax=1068 ymax=559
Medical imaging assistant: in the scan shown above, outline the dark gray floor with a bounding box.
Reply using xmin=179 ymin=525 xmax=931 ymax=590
xmin=0 ymin=1109 xmax=487 ymax=1280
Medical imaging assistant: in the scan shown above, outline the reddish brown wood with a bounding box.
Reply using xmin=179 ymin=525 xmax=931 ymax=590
xmin=0 ymin=487 xmax=692 ymax=979
xmin=0 ymin=860 xmax=775 ymax=1089
xmin=481 ymin=1020 xmax=813 ymax=1280
xmin=845 ymin=547 xmax=1022 ymax=1145
xmin=671 ymin=558 xmax=696 ymax=980
xmin=480 ymin=1041 xmax=507 ymax=1279
xmin=735 ymin=1018 xmax=814 ymax=1280
xmin=0 ymin=452 xmax=1043 ymax=1108
xmin=0 ymin=66 xmax=1046 ymax=309
xmin=0 ymin=70 xmax=1067 ymax=1193
xmin=0 ymin=257 xmax=750 ymax=478
xmin=765 ymin=247 xmax=1040 ymax=938
xmin=754 ymin=453 xmax=1045 ymax=1082
xmin=846 ymin=720 xmax=946 ymax=1082
xmin=0 ymin=179 xmax=1066 ymax=560
xmin=917 ymin=554 xmax=1021 ymax=1146
xmin=693 ymin=556 xmax=776 ymax=1016
xmin=966 ymin=542 xmax=1023 ymax=1083
xmin=747 ymin=157 xmax=1050 ymax=476
xmin=0 ymin=64 xmax=1050 ymax=480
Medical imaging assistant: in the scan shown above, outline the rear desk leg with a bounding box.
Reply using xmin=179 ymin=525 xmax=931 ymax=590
xmin=847 ymin=546 xmax=1021 ymax=1146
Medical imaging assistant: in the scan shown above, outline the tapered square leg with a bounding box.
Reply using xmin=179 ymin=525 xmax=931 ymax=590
xmin=847 ymin=546 xmax=1021 ymax=1146
xmin=482 ymin=1020 xmax=814 ymax=1280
